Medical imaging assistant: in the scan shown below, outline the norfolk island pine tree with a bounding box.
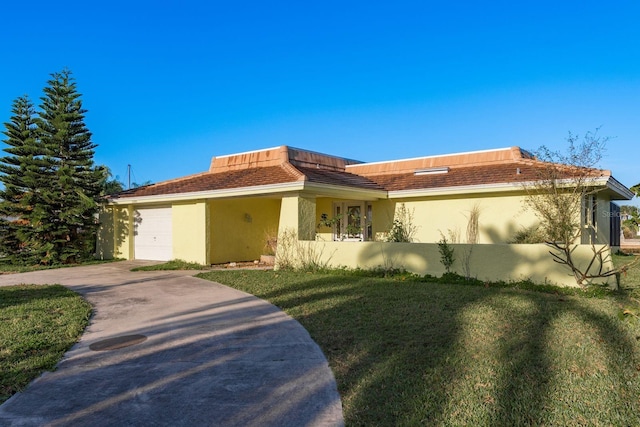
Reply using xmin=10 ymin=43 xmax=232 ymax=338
xmin=0 ymin=70 xmax=103 ymax=264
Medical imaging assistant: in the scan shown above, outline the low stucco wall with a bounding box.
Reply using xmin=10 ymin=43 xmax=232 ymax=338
xmin=282 ymin=241 xmax=615 ymax=287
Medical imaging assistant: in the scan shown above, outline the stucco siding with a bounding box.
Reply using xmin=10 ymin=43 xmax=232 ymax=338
xmin=315 ymin=197 xmax=333 ymax=241
xmin=278 ymin=196 xmax=317 ymax=240
xmin=95 ymin=207 xmax=115 ymax=259
xmin=96 ymin=206 xmax=132 ymax=259
xmin=398 ymin=193 xmax=539 ymax=243
xmin=210 ymin=198 xmax=281 ymax=264
xmin=172 ymin=201 xmax=209 ymax=264
xmin=284 ymin=241 xmax=614 ymax=287
xmin=313 ymin=195 xmax=539 ymax=243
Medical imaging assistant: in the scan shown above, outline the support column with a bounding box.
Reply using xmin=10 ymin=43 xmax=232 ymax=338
xmin=278 ymin=195 xmax=317 ymax=240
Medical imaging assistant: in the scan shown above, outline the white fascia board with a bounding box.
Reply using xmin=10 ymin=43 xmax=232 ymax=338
xmin=107 ymin=181 xmax=306 ymax=205
xmin=106 ymin=181 xmax=387 ymax=205
xmin=387 ymin=177 xmax=612 ymax=199
xmin=524 ymin=176 xmax=631 ymax=199
xmin=302 ymin=182 xmax=387 ymax=200
xmin=606 ymin=177 xmax=635 ymax=200
xmin=214 ymin=145 xmax=283 ymax=159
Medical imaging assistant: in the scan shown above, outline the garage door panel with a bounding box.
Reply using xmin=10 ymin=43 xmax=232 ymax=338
xmin=134 ymin=207 xmax=172 ymax=260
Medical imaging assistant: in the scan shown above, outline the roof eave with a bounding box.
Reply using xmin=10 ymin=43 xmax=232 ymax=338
xmin=387 ymin=182 xmax=529 ymax=198
xmin=302 ymin=182 xmax=387 ymax=200
xmin=104 ymin=175 xmax=633 ymax=204
xmin=105 ymin=180 xmax=387 ymax=205
xmin=605 ymin=176 xmax=635 ymax=200
xmin=106 ymin=181 xmax=307 ymax=205
xmin=387 ymin=176 xmax=626 ymax=199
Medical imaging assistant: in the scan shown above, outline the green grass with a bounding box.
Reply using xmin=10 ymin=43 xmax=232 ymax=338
xmin=613 ymin=253 xmax=640 ymax=292
xmin=130 ymin=259 xmax=208 ymax=271
xmin=0 ymin=285 xmax=91 ymax=403
xmin=0 ymin=258 xmax=120 ymax=274
xmin=198 ymin=267 xmax=640 ymax=426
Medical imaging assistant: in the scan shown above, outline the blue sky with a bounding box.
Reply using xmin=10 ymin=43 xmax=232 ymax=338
xmin=1 ymin=1 xmax=638 ymax=201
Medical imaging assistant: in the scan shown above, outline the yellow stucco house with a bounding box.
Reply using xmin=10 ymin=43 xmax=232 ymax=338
xmin=96 ymin=145 xmax=632 ymax=285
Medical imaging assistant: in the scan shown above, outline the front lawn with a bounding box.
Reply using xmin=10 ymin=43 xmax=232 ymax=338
xmin=198 ymin=268 xmax=640 ymax=426
xmin=614 ymin=252 xmax=640 ymax=293
xmin=130 ymin=259 xmax=207 ymax=271
xmin=0 ymin=258 xmax=119 ymax=274
xmin=0 ymin=285 xmax=91 ymax=403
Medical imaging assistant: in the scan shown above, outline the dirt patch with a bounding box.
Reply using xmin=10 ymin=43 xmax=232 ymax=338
xmin=210 ymin=261 xmax=274 ymax=270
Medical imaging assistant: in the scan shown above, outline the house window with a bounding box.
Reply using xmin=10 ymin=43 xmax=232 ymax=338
xmin=609 ymin=202 xmax=620 ymax=247
xmin=333 ymin=201 xmax=371 ymax=241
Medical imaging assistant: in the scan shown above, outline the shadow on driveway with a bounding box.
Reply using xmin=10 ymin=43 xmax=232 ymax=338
xmin=0 ymin=261 xmax=343 ymax=426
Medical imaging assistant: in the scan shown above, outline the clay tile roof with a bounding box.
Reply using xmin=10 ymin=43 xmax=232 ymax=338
xmin=294 ymin=166 xmax=385 ymax=190
xmin=110 ymin=145 xmax=614 ymax=200
xmin=366 ymin=161 xmax=608 ymax=192
xmin=112 ymin=165 xmax=302 ymax=199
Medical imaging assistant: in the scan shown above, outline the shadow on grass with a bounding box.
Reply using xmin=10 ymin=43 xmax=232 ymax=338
xmin=0 ymin=285 xmax=74 ymax=310
xmin=198 ymin=270 xmax=640 ymax=425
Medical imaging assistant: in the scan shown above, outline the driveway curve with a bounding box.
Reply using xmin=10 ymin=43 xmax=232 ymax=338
xmin=0 ymin=261 xmax=343 ymax=427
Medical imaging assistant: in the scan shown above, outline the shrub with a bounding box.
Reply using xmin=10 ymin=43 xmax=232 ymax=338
xmin=509 ymin=225 xmax=548 ymax=244
xmin=437 ymin=235 xmax=455 ymax=273
xmin=385 ymin=203 xmax=418 ymax=242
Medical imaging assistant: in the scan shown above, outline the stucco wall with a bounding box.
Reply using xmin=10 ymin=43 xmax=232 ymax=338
xmin=398 ymin=194 xmax=540 ymax=243
xmin=172 ymin=201 xmax=209 ymax=264
xmin=95 ymin=208 xmax=115 ymax=259
xmin=279 ymin=196 xmax=316 ymax=240
xmin=284 ymin=241 xmax=614 ymax=287
xmin=305 ymin=192 xmax=616 ymax=246
xmin=314 ymin=194 xmax=540 ymax=243
xmin=96 ymin=206 xmax=131 ymax=259
xmin=315 ymin=197 xmax=333 ymax=241
xmin=210 ymin=198 xmax=281 ymax=264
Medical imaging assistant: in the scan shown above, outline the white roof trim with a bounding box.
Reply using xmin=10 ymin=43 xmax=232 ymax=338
xmin=387 ymin=176 xmax=614 ymax=199
xmin=107 ymin=170 xmax=631 ymax=205
xmin=107 ymin=180 xmax=387 ymax=205
xmin=213 ymin=145 xmax=284 ymax=159
xmin=108 ymin=181 xmax=306 ymax=205
xmin=606 ymin=177 xmax=635 ymax=200
xmin=302 ymin=182 xmax=387 ymax=200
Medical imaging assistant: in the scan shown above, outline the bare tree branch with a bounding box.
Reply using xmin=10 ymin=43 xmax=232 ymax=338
xmin=523 ymin=130 xmax=637 ymax=287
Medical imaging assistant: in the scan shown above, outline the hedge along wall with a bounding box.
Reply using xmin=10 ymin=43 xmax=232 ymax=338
xmin=279 ymin=241 xmax=615 ymax=287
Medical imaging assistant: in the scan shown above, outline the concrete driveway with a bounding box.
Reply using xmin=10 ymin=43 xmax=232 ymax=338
xmin=0 ymin=261 xmax=343 ymax=426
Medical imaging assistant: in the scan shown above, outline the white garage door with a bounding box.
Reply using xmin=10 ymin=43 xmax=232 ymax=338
xmin=134 ymin=207 xmax=173 ymax=261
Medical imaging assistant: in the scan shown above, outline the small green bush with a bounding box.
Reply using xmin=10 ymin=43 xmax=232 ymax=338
xmin=437 ymin=235 xmax=455 ymax=273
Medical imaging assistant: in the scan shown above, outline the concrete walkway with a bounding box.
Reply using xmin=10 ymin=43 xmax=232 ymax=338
xmin=0 ymin=261 xmax=343 ymax=426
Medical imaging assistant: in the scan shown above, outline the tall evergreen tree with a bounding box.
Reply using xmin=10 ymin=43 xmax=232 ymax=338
xmin=0 ymin=95 xmax=45 ymax=263
xmin=0 ymin=70 xmax=103 ymax=265
xmin=34 ymin=69 xmax=103 ymax=263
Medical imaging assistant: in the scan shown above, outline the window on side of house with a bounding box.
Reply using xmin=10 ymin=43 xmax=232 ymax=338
xmin=333 ymin=201 xmax=372 ymax=241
